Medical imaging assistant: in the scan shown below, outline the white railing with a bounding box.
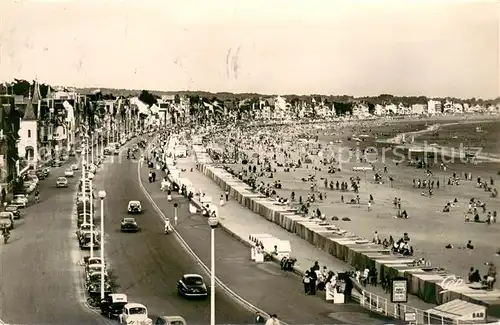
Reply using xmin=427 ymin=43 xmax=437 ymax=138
xmin=359 ymin=290 xmax=487 ymax=325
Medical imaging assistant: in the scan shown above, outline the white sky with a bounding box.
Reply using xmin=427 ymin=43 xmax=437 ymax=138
xmin=0 ymin=0 xmax=498 ymax=98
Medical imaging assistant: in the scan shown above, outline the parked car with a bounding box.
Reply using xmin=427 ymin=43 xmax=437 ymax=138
xmin=83 ymin=256 xmax=103 ymax=267
xmin=78 ymin=230 xmax=100 ymax=250
xmin=64 ymin=168 xmax=74 ymax=177
xmin=76 ymin=223 xmax=93 ymax=239
xmin=0 ymin=212 xmax=14 ymax=230
xmin=85 ymin=264 xmax=107 ymax=281
xmin=35 ymin=169 xmax=46 ymax=180
xmin=153 ymin=316 xmax=187 ymax=325
xmin=56 ymin=177 xmax=68 ymax=188
xmin=177 ymin=274 xmax=208 ymax=298
xmin=119 ymin=303 xmax=152 ymax=325
xmin=121 ymin=217 xmax=139 ymax=232
xmin=12 ymin=194 xmax=28 ymax=208
xmin=4 ymin=205 xmax=21 ymax=219
xmin=127 ymin=201 xmax=142 ymax=214
xmin=42 ymin=167 xmax=51 ymax=177
xmin=101 ymin=293 xmax=128 ymax=319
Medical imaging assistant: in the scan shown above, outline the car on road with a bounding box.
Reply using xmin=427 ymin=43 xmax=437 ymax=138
xmin=12 ymin=194 xmax=28 ymax=208
xmin=153 ymin=316 xmax=187 ymax=325
xmin=84 ymin=256 xmax=103 ymax=267
xmin=177 ymin=274 xmax=208 ymax=298
xmin=64 ymin=168 xmax=74 ymax=177
xmin=42 ymin=167 xmax=50 ymax=178
xmin=52 ymin=160 xmax=62 ymax=167
xmin=121 ymin=217 xmax=139 ymax=232
xmin=35 ymin=169 xmax=46 ymax=180
xmin=127 ymin=200 xmax=142 ymax=214
xmin=76 ymin=223 xmax=93 ymax=238
xmin=113 ymin=148 xmax=120 ymax=155
xmin=4 ymin=205 xmax=21 ymax=219
xmin=85 ymin=264 xmax=107 ymax=281
xmin=101 ymin=293 xmax=128 ymax=319
xmin=0 ymin=212 xmax=14 ymax=230
xmin=78 ymin=230 xmax=100 ymax=250
xmin=56 ymin=177 xmax=68 ymax=188
xmin=103 ymin=147 xmax=111 ymax=155
xmin=23 ymin=181 xmax=36 ymax=193
xmin=119 ymin=303 xmax=153 ymax=325
xmin=71 ymin=164 xmax=79 ymax=170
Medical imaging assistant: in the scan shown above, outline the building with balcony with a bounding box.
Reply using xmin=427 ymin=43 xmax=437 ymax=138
xmin=0 ymin=94 xmax=21 ymax=193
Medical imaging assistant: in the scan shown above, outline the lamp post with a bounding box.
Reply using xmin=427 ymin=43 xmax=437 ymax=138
xmin=98 ymin=190 xmax=107 ymax=300
xmin=208 ymin=215 xmax=219 ymax=325
xmin=82 ymin=157 xmax=87 ymax=225
xmin=91 ymin=132 xmax=95 ymax=164
xmin=174 ymin=203 xmax=178 ymax=225
xmin=88 ymin=172 xmax=95 ymax=258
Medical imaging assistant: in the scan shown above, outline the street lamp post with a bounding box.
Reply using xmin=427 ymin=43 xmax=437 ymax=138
xmin=98 ymin=190 xmax=107 ymax=300
xmin=174 ymin=203 xmax=178 ymax=226
xmin=88 ymin=172 xmax=95 ymax=258
xmin=208 ymin=216 xmax=219 ymax=325
xmin=91 ymin=132 xmax=95 ymax=164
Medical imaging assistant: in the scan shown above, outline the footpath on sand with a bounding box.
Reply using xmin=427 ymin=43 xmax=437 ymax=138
xmin=174 ymin=156 xmax=437 ymax=312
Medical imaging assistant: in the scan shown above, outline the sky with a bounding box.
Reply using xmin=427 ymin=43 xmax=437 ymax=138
xmin=0 ymin=0 xmax=498 ymax=99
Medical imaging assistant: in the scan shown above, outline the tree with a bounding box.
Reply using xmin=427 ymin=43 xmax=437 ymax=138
xmin=12 ymin=79 xmax=31 ymax=97
xmin=138 ymin=90 xmax=157 ymax=106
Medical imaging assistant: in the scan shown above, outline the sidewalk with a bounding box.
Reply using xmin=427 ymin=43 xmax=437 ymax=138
xmin=175 ymin=155 xmax=436 ymax=314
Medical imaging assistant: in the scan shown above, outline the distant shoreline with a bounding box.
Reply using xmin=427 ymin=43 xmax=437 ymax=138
xmin=378 ymin=116 xmax=500 ymax=162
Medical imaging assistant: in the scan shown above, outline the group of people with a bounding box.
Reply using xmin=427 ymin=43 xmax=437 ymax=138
xmin=468 ymin=262 xmax=497 ymax=290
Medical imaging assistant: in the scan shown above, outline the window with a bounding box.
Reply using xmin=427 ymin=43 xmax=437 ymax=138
xmin=155 ymin=318 xmax=165 ymax=325
xmin=28 ymin=130 xmax=31 ymax=138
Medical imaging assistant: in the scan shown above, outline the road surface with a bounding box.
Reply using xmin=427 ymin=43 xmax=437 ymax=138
xmin=0 ymin=159 xmax=111 ymax=325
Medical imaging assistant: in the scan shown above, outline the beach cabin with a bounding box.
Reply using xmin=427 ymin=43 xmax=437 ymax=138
xmin=175 ymin=145 xmax=188 ymax=158
xmin=424 ymin=300 xmax=486 ymax=324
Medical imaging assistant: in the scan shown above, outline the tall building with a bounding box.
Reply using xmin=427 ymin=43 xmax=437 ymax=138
xmin=18 ymin=95 xmax=39 ymax=169
xmin=0 ymin=94 xmax=21 ymax=190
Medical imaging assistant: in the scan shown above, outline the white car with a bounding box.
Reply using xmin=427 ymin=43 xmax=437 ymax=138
xmin=56 ymin=177 xmax=68 ymax=188
xmin=12 ymin=194 xmax=28 ymax=208
xmin=127 ymin=201 xmax=142 ymax=214
xmin=119 ymin=303 xmax=152 ymax=325
xmin=71 ymin=164 xmax=79 ymax=170
xmin=64 ymin=168 xmax=74 ymax=177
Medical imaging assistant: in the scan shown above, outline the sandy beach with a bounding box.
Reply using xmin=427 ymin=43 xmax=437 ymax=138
xmin=208 ymin=116 xmax=500 ymax=286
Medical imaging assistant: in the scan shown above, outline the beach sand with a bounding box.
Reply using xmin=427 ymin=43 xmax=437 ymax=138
xmin=210 ymin=116 xmax=500 ymax=285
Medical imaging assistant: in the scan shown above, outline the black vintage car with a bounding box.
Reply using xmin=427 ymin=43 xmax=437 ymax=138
xmin=120 ymin=218 xmax=138 ymax=232
xmin=100 ymin=293 xmax=128 ymax=319
xmin=177 ymin=274 xmax=208 ymax=298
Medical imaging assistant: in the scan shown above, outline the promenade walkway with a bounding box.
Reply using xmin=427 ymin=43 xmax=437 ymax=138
xmin=175 ymin=155 xmax=437 ymax=315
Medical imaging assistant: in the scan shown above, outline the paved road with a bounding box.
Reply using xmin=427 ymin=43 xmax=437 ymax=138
xmin=0 ymin=158 xmax=110 ymax=325
xmin=140 ymin=162 xmax=396 ymax=324
xmin=98 ymin=139 xmax=253 ymax=324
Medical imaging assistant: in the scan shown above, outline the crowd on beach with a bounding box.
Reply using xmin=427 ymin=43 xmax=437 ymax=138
xmin=139 ymin=117 xmax=498 ymax=316
xmin=202 ymin=119 xmax=499 ymax=292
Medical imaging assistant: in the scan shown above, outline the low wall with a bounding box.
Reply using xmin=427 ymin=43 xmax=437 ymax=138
xmin=191 ymin=145 xmax=500 ymax=317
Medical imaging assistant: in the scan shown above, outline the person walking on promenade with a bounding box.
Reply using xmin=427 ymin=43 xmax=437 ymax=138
xmin=302 ymin=271 xmax=311 ymax=294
